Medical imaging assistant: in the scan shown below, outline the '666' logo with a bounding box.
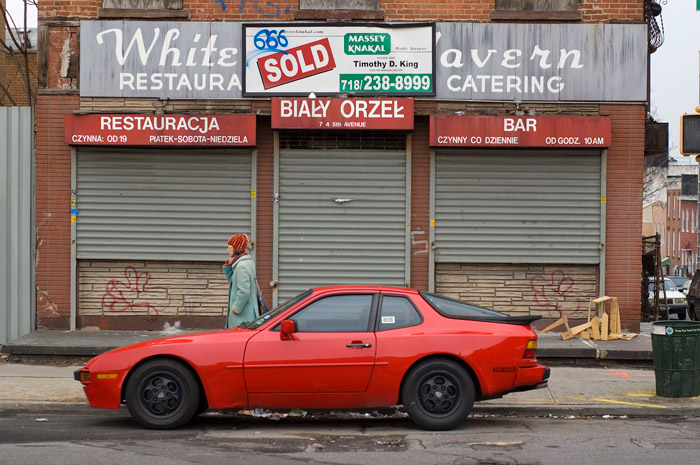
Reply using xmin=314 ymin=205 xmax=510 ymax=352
xmin=257 ymin=38 xmax=336 ymax=89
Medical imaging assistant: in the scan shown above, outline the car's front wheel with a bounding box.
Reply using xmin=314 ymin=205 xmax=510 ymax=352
xmin=125 ymin=359 xmax=199 ymax=430
xmin=401 ymin=359 xmax=475 ymax=431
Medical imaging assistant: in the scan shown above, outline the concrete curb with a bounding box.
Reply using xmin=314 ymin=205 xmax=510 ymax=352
xmin=2 ymin=400 xmax=699 ymax=419
xmin=0 ymin=401 xmax=91 ymax=411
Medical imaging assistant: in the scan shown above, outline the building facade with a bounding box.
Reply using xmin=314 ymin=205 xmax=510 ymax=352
xmin=35 ymin=1 xmax=650 ymax=332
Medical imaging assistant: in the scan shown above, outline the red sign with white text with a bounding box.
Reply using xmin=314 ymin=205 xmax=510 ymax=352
xmin=65 ymin=114 xmax=256 ymax=146
xmin=258 ymin=38 xmax=336 ymax=90
xmin=430 ymin=115 xmax=611 ymax=148
xmin=272 ymin=98 xmax=414 ymax=130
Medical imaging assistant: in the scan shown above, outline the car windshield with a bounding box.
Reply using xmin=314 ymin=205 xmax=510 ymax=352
xmin=664 ymin=280 xmax=678 ymax=291
xmin=240 ymin=290 xmax=312 ymax=330
xmin=421 ymin=292 xmax=506 ymax=318
xmin=649 ymin=280 xmax=678 ymax=292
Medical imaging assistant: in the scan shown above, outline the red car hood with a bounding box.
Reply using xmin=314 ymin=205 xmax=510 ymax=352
xmin=84 ymin=327 xmax=253 ymax=369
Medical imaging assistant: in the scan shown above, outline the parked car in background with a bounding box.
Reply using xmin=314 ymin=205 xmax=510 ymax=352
xmin=683 ymin=280 xmax=691 ymax=296
xmin=75 ymin=286 xmax=549 ymax=431
xmin=648 ymin=278 xmax=688 ymax=320
xmin=686 ymin=274 xmax=700 ymax=320
xmin=668 ymin=276 xmax=690 ymax=293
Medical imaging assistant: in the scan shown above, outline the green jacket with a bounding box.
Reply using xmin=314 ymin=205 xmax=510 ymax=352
xmin=223 ymin=254 xmax=258 ymax=329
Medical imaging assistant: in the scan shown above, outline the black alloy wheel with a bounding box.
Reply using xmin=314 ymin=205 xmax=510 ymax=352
xmin=401 ymin=359 xmax=475 ymax=431
xmin=125 ymin=359 xmax=199 ymax=430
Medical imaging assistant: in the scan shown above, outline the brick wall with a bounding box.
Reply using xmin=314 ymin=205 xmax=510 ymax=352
xmin=255 ymin=116 xmax=274 ymax=305
xmin=600 ymin=103 xmax=645 ymax=332
xmin=410 ymin=116 xmax=430 ymax=291
xmin=35 ymin=94 xmax=79 ymax=329
xmin=2 ymin=52 xmax=36 ymax=106
xmin=39 ymin=0 xmax=644 ymax=22
xmin=435 ymin=264 xmax=599 ymax=322
xmin=77 ymin=260 xmax=228 ymax=329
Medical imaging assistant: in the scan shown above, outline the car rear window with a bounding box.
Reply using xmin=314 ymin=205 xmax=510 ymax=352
xmin=420 ymin=292 xmax=506 ymax=318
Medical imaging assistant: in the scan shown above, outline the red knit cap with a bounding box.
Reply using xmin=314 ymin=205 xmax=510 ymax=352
xmin=227 ymin=233 xmax=249 ymax=253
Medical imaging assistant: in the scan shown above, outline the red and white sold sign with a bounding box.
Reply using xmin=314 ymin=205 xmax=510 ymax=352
xmin=65 ymin=114 xmax=256 ymax=146
xmin=258 ymin=38 xmax=336 ymax=90
xmin=430 ymin=115 xmax=611 ymax=148
xmin=272 ymin=98 xmax=414 ymax=130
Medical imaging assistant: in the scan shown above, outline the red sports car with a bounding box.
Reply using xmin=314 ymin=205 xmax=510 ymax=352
xmin=75 ymin=286 xmax=549 ymax=430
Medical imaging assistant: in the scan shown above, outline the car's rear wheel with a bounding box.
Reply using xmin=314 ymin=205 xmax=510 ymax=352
xmin=125 ymin=359 xmax=199 ymax=430
xmin=401 ymin=359 xmax=475 ymax=431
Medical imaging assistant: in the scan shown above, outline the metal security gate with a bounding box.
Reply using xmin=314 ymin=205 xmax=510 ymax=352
xmin=75 ymin=148 xmax=253 ymax=261
xmin=1 ymin=107 xmax=34 ymax=344
xmin=434 ymin=149 xmax=602 ymax=264
xmin=277 ymin=132 xmax=409 ymax=303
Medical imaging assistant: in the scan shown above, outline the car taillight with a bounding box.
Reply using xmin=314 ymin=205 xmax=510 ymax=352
xmin=523 ymin=339 xmax=537 ymax=359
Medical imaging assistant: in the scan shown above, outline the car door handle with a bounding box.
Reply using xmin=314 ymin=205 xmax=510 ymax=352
xmin=346 ymin=342 xmax=372 ymax=348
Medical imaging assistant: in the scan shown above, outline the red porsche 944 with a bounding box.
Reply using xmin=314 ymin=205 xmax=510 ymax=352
xmin=75 ymin=286 xmax=549 ymax=430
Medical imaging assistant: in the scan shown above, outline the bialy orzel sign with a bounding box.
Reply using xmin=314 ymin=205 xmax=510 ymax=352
xmin=80 ymin=21 xmax=244 ymax=99
xmin=243 ymin=23 xmax=435 ymax=96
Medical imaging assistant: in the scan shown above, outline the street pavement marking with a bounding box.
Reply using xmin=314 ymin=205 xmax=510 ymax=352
xmin=592 ymin=397 xmax=668 ymax=409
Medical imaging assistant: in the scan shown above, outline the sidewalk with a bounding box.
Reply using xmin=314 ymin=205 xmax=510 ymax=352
xmin=2 ymin=323 xmax=699 ymax=418
xmin=0 ymin=323 xmax=656 ymax=362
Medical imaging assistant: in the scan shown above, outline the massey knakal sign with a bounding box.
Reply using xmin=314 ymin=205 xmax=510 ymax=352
xmin=435 ymin=23 xmax=647 ymax=102
xmin=430 ymin=115 xmax=612 ymax=148
xmin=243 ymin=23 xmax=434 ymax=96
xmin=272 ymin=98 xmax=414 ymax=130
xmin=80 ymin=21 xmax=244 ymax=99
xmin=64 ymin=114 xmax=256 ymax=146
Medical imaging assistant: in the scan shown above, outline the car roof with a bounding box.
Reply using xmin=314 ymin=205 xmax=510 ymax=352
xmin=312 ymin=285 xmax=420 ymax=295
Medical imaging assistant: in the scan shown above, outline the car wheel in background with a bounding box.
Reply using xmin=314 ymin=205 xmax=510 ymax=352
xmin=125 ymin=359 xmax=199 ymax=430
xmin=401 ymin=359 xmax=475 ymax=431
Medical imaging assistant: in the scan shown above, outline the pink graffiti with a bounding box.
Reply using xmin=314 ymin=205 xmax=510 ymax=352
xmin=531 ymin=269 xmax=582 ymax=317
xmin=102 ymin=266 xmax=171 ymax=315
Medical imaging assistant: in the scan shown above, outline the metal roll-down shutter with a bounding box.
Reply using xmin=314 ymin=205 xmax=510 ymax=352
xmin=278 ymin=141 xmax=407 ymax=302
xmin=434 ymin=149 xmax=602 ymax=264
xmin=76 ymin=148 xmax=252 ymax=261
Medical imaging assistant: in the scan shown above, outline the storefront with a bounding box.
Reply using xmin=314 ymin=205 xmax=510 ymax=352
xmin=429 ymin=115 xmax=611 ymax=319
xmin=64 ymin=114 xmax=257 ymax=329
xmin=36 ymin=18 xmax=649 ymax=332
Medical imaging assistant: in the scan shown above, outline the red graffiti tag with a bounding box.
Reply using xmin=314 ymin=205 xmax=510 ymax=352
xmin=531 ymin=269 xmax=582 ymax=317
xmin=102 ymin=266 xmax=171 ymax=315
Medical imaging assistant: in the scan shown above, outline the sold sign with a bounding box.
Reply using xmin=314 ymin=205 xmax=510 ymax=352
xmin=257 ymin=38 xmax=336 ymax=90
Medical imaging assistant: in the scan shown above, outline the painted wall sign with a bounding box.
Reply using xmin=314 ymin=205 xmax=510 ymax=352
xmin=435 ymin=23 xmax=647 ymax=102
xmin=80 ymin=21 xmax=243 ymax=99
xmin=244 ymin=24 xmax=435 ymax=96
xmin=271 ymin=98 xmax=414 ymax=130
xmin=430 ymin=115 xmax=612 ymax=148
xmin=65 ymin=114 xmax=256 ymax=146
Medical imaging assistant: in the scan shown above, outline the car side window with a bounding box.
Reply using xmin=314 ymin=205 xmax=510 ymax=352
xmin=290 ymin=294 xmax=373 ymax=332
xmin=378 ymin=296 xmax=422 ymax=330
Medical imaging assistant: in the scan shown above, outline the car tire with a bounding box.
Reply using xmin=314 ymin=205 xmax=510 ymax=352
xmin=401 ymin=359 xmax=475 ymax=431
xmin=125 ymin=359 xmax=199 ymax=430
xmin=678 ymin=310 xmax=688 ymax=321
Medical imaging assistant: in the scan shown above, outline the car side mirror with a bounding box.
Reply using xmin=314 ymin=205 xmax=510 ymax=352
xmin=280 ymin=319 xmax=297 ymax=341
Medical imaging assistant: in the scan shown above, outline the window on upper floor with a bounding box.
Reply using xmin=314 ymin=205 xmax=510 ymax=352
xmin=295 ymin=0 xmax=383 ymax=20
xmin=490 ymin=0 xmax=582 ymax=21
xmin=99 ymin=0 xmax=187 ymax=19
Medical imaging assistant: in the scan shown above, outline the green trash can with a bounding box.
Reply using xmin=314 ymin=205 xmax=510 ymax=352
xmin=651 ymin=321 xmax=700 ymax=397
